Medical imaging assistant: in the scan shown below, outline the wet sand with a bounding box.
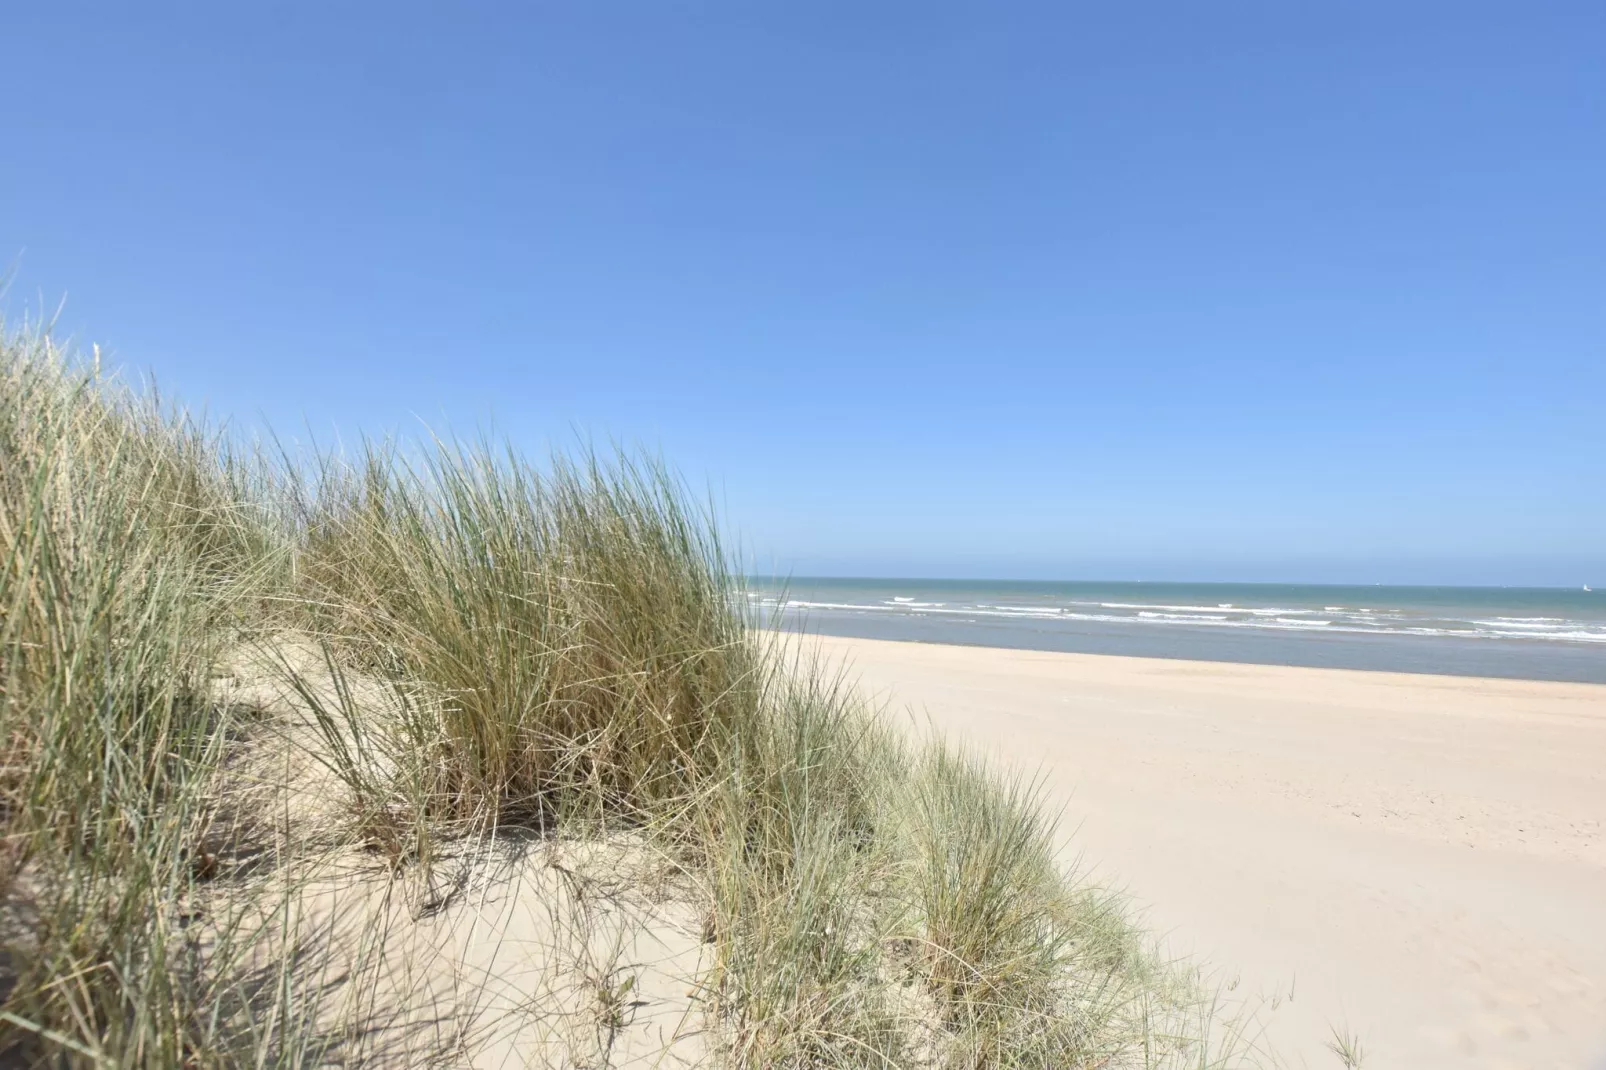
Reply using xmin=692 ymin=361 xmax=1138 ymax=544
xmin=813 ymin=635 xmax=1606 ymax=1069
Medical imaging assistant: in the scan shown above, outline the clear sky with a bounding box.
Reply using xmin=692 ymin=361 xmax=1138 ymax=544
xmin=4 ymin=3 xmax=1603 ymax=585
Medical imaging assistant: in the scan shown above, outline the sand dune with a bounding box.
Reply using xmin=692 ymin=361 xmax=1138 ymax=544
xmin=813 ymin=635 xmax=1606 ymax=1070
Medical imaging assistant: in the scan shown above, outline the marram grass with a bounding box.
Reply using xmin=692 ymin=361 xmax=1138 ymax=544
xmin=0 ymin=320 xmax=1255 ymax=1068
xmin=0 ymin=326 xmax=318 ymax=1067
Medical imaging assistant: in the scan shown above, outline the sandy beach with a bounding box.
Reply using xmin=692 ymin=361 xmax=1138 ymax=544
xmin=812 ymin=635 xmax=1606 ymax=1070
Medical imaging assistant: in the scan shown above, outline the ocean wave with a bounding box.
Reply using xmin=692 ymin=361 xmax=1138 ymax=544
xmin=755 ymin=597 xmax=1606 ymax=644
xmin=976 ymin=604 xmax=1067 ymax=616
xmin=1472 ymin=619 xmax=1569 ymax=630
xmin=1099 ymin=602 xmax=1295 ymax=616
xmin=1484 ymin=629 xmax=1606 ymax=643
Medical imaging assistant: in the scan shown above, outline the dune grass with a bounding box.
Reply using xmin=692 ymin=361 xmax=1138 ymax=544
xmin=0 ymin=327 xmax=318 ymax=1066
xmin=0 ymin=321 xmax=1250 ymax=1068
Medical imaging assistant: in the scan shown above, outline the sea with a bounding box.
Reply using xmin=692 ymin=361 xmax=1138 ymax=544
xmin=747 ymin=578 xmax=1606 ymax=683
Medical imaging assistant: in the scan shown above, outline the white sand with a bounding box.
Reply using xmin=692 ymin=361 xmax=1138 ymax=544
xmin=217 ymin=640 xmax=711 ymax=1068
xmin=812 ymin=635 xmax=1606 ymax=1070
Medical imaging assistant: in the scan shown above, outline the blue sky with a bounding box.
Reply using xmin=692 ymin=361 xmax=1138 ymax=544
xmin=5 ymin=3 xmax=1603 ymax=584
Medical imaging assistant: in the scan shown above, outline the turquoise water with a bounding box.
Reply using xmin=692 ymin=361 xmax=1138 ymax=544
xmin=748 ymin=578 xmax=1606 ymax=682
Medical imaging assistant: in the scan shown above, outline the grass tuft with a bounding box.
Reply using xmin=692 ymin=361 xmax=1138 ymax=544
xmin=0 ymin=323 xmax=317 ymax=1067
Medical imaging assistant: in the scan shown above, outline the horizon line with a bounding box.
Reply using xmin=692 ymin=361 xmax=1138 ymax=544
xmin=744 ymin=574 xmax=1598 ymax=591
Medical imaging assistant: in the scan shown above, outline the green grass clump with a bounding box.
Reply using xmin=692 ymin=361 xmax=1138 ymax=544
xmin=291 ymin=442 xmax=757 ymax=827
xmin=0 ymin=319 xmax=1250 ymax=1068
xmin=695 ymin=665 xmax=902 ymax=1067
xmin=0 ymin=326 xmax=313 ymax=1067
xmin=898 ymin=745 xmax=1179 ymax=1067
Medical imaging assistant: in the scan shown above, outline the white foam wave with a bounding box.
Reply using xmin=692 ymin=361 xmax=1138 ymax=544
xmin=977 ymin=604 xmax=1066 ymax=616
xmin=756 ymin=594 xmax=1606 ymax=643
xmin=1100 ymin=602 xmax=1296 ymax=616
xmin=1473 ymin=619 xmax=1567 ymax=630
xmin=1487 ymin=629 xmax=1606 ymax=643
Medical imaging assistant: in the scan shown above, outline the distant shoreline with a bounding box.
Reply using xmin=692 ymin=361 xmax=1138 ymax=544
xmin=751 ymin=577 xmax=1606 ymax=683
xmin=751 ymin=576 xmax=1599 ymax=592
xmin=768 ymin=609 xmax=1606 ymax=684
